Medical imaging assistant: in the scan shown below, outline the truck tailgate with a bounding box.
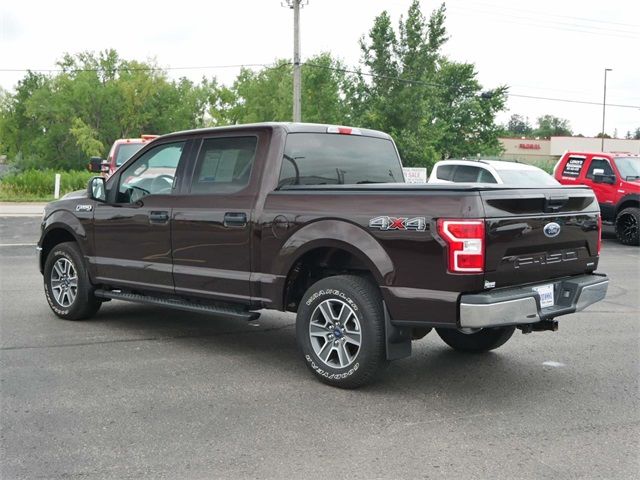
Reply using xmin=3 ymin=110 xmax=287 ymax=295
xmin=481 ymin=188 xmax=600 ymax=288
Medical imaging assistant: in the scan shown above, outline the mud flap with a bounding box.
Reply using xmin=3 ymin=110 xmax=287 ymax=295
xmin=383 ymin=301 xmax=411 ymax=360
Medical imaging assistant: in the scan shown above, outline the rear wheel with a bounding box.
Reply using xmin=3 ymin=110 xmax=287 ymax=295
xmin=615 ymin=207 xmax=639 ymax=246
xmin=43 ymin=242 xmax=101 ymax=320
xmin=296 ymin=275 xmax=387 ymax=388
xmin=436 ymin=326 xmax=515 ymax=353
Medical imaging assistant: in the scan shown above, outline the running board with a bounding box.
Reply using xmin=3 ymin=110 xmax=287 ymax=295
xmin=94 ymin=289 xmax=260 ymax=321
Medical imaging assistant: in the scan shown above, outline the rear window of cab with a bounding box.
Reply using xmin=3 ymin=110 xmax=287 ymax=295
xmin=278 ymin=133 xmax=404 ymax=187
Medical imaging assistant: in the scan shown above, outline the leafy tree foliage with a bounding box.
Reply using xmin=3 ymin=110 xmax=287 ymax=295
xmin=0 ymin=50 xmax=211 ymax=170
xmin=504 ymin=114 xmax=533 ymax=136
xmin=533 ymin=114 xmax=572 ymax=138
xmin=348 ymin=1 xmax=507 ymax=166
xmin=1 ymin=2 xmax=509 ymax=171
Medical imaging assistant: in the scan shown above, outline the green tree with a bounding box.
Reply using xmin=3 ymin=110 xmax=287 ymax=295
xmin=224 ymin=53 xmax=349 ymax=125
xmin=533 ymin=115 xmax=572 ymax=138
xmin=0 ymin=50 xmax=218 ymax=170
xmin=504 ymin=114 xmax=532 ymax=136
xmin=349 ymin=1 xmax=507 ymax=167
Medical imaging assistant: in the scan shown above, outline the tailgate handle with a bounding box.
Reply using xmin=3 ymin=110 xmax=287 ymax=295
xmin=544 ymin=195 xmax=569 ymax=213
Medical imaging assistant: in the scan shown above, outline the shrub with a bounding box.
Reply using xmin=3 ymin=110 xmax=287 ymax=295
xmin=0 ymin=169 xmax=93 ymax=201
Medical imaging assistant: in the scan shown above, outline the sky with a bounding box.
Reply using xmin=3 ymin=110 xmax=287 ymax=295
xmin=1 ymin=0 xmax=638 ymax=137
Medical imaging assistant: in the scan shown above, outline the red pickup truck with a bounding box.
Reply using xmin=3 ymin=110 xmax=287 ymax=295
xmin=554 ymin=152 xmax=640 ymax=245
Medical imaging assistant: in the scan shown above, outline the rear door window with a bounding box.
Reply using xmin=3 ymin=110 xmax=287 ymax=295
xmin=189 ymin=136 xmax=257 ymax=194
xmin=278 ymin=133 xmax=403 ymax=187
xmin=561 ymin=156 xmax=586 ymax=177
xmin=478 ymin=168 xmax=498 ymax=183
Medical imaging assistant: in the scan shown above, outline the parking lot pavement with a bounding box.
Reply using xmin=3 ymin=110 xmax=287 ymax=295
xmin=0 ymin=202 xmax=46 ymax=217
xmin=1 ymin=217 xmax=638 ymax=480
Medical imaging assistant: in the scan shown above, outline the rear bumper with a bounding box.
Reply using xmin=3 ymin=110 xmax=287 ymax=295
xmin=459 ymin=273 xmax=609 ymax=329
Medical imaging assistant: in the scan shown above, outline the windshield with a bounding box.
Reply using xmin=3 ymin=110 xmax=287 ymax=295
xmin=614 ymin=157 xmax=640 ymax=180
xmin=498 ymin=169 xmax=559 ymax=186
xmin=115 ymin=143 xmax=146 ymax=166
xmin=279 ymin=133 xmax=404 ymax=187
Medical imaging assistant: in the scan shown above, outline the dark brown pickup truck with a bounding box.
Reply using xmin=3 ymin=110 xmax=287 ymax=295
xmin=38 ymin=123 xmax=609 ymax=388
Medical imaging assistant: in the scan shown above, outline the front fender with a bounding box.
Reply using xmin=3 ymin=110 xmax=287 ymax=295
xmin=273 ymin=219 xmax=395 ymax=285
xmin=39 ymin=210 xmax=91 ymax=273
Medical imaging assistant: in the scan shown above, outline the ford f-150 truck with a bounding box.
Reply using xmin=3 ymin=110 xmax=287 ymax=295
xmin=38 ymin=123 xmax=609 ymax=388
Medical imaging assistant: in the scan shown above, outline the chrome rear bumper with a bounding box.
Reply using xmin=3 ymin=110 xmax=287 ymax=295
xmin=459 ymin=274 xmax=609 ymax=329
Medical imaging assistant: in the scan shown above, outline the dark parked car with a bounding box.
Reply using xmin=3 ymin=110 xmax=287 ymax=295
xmin=38 ymin=123 xmax=609 ymax=388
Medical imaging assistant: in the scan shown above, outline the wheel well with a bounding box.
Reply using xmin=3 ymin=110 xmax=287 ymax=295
xmin=616 ymin=200 xmax=639 ymax=219
xmin=40 ymin=229 xmax=76 ymax=271
xmin=283 ymin=247 xmax=377 ymax=312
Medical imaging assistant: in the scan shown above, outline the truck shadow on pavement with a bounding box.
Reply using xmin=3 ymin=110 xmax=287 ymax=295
xmin=90 ymin=301 xmax=565 ymax=402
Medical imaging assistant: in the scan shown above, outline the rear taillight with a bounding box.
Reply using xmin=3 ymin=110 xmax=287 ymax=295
xmin=437 ymin=219 xmax=485 ymax=273
xmin=597 ymin=214 xmax=602 ymax=255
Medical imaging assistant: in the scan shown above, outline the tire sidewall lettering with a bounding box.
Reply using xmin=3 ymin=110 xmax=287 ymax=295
xmin=305 ymin=354 xmax=359 ymax=380
xmin=305 ymin=288 xmax=359 ymax=313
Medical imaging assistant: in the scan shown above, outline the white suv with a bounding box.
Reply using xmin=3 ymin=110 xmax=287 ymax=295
xmin=429 ymin=159 xmax=559 ymax=186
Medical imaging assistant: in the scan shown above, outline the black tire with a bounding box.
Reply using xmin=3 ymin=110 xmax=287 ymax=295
xmin=436 ymin=326 xmax=515 ymax=353
xmin=296 ymin=275 xmax=387 ymax=389
xmin=43 ymin=242 xmax=101 ymax=320
xmin=615 ymin=207 xmax=639 ymax=246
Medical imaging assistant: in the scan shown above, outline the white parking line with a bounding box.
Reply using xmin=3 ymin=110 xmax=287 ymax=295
xmin=0 ymin=243 xmax=36 ymax=247
xmin=542 ymin=361 xmax=566 ymax=368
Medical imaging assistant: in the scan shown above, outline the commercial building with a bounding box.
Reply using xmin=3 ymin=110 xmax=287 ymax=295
xmin=499 ymin=136 xmax=640 ymax=164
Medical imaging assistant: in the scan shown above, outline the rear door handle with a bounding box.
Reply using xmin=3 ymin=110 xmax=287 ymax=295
xmin=149 ymin=211 xmax=169 ymax=224
xmin=224 ymin=212 xmax=247 ymax=227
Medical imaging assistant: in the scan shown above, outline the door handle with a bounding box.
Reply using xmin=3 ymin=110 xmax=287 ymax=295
xmin=224 ymin=212 xmax=247 ymax=227
xmin=149 ymin=211 xmax=169 ymax=224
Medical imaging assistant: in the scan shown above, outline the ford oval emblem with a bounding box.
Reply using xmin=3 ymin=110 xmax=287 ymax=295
xmin=543 ymin=222 xmax=561 ymax=238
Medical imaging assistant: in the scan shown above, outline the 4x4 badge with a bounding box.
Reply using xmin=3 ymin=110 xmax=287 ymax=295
xmin=369 ymin=216 xmax=426 ymax=231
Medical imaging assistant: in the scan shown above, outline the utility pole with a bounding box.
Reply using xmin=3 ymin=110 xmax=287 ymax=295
xmin=283 ymin=0 xmax=306 ymax=122
xmin=601 ymin=68 xmax=612 ymax=151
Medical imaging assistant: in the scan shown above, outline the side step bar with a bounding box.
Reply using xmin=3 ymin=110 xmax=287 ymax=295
xmin=94 ymin=289 xmax=260 ymax=321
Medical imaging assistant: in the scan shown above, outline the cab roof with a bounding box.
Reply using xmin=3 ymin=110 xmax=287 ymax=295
xmin=160 ymin=122 xmax=393 ymax=141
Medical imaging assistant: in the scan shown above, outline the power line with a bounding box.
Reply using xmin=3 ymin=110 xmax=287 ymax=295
xmin=1 ymin=60 xmax=638 ymax=110
xmin=446 ymin=6 xmax=640 ymax=39
xmin=302 ymin=62 xmax=640 ymax=109
xmin=0 ymin=63 xmax=281 ymax=74
xmin=450 ymin=0 xmax=640 ymax=30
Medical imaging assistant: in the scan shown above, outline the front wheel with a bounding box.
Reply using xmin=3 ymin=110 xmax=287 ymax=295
xmin=43 ymin=242 xmax=101 ymax=320
xmin=296 ymin=275 xmax=387 ymax=389
xmin=436 ymin=326 xmax=515 ymax=353
xmin=615 ymin=207 xmax=639 ymax=246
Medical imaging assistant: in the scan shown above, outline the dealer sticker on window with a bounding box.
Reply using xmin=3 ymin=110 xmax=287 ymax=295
xmin=533 ymin=284 xmax=554 ymax=309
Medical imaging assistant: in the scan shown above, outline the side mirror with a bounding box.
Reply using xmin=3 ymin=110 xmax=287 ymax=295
xmin=87 ymin=176 xmax=106 ymax=202
xmin=87 ymin=157 xmax=104 ymax=173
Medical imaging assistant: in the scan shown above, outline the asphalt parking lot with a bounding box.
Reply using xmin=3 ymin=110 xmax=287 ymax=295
xmin=0 ymin=216 xmax=638 ymax=479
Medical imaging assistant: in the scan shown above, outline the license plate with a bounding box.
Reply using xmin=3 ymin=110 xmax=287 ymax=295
xmin=533 ymin=284 xmax=554 ymax=309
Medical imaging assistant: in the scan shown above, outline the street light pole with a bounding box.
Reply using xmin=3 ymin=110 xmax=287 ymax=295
xmin=283 ymin=0 xmax=305 ymax=122
xmin=601 ymin=68 xmax=612 ymax=151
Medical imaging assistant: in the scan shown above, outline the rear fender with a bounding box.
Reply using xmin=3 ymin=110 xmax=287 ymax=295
xmin=273 ymin=220 xmax=394 ymax=285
